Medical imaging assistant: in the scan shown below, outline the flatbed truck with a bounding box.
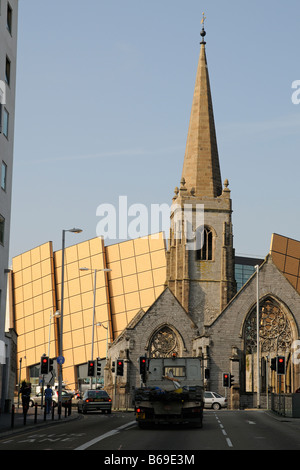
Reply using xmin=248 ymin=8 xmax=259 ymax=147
xmin=134 ymin=357 xmax=204 ymax=428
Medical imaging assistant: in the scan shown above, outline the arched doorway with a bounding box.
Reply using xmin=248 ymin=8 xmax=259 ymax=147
xmin=244 ymin=297 xmax=296 ymax=394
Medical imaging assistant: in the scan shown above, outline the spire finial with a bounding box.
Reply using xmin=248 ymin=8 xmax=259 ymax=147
xmin=200 ymin=12 xmax=206 ymax=44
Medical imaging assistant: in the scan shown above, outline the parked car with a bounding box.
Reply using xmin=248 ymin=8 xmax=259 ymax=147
xmin=204 ymin=391 xmax=227 ymax=410
xmin=29 ymin=390 xmax=72 ymax=407
xmin=77 ymin=389 xmax=112 ymax=414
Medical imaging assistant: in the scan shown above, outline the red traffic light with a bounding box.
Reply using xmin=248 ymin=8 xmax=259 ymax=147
xmin=223 ymin=372 xmax=230 ymax=387
xmin=87 ymin=360 xmax=95 ymax=376
xmin=40 ymin=356 xmax=49 ymax=374
xmin=276 ymin=356 xmax=285 ymax=375
xmin=116 ymin=359 xmax=124 ymax=376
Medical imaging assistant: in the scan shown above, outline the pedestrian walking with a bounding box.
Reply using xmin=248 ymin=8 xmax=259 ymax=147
xmin=20 ymin=381 xmax=31 ymax=415
xmin=44 ymin=384 xmax=54 ymax=414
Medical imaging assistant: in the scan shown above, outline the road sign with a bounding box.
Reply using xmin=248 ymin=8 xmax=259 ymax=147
xmin=57 ymin=356 xmax=65 ymax=365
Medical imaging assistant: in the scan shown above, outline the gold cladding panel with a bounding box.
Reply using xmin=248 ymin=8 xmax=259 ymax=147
xmin=77 ymin=240 xmax=91 ymax=260
xmin=106 ymin=233 xmax=166 ymax=337
xmin=12 ymin=243 xmax=57 ymax=369
xmin=13 ymin=234 xmax=166 ymax=387
xmin=119 ymin=240 xmax=135 ymax=259
xmin=133 ymin=236 xmax=150 ymax=256
xmin=271 ymin=234 xmax=300 ymax=294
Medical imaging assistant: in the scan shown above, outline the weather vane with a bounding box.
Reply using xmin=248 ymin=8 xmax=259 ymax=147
xmin=200 ymin=12 xmax=207 ymax=44
xmin=201 ymin=12 xmax=206 ymax=27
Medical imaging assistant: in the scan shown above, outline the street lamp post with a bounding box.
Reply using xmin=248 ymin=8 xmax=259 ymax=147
xmin=48 ymin=310 xmax=60 ymax=357
xmin=58 ymin=228 xmax=82 ymax=415
xmin=255 ymin=264 xmax=260 ymax=409
xmin=79 ymin=267 xmax=111 ymax=388
xmin=96 ymin=322 xmax=109 ymax=359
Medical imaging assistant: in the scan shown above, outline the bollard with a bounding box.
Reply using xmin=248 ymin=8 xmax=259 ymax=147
xmin=11 ymin=404 xmax=15 ymax=429
xmin=23 ymin=404 xmax=28 ymax=425
xmin=44 ymin=403 xmax=47 ymax=421
xmin=34 ymin=403 xmax=38 ymax=423
xmin=52 ymin=402 xmax=55 ymax=420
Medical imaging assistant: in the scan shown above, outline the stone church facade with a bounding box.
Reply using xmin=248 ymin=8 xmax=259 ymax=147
xmin=105 ymin=26 xmax=300 ymax=409
xmin=8 ymin=25 xmax=300 ymax=410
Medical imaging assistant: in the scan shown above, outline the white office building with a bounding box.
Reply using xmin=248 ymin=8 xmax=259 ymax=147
xmin=0 ymin=0 xmax=18 ymax=410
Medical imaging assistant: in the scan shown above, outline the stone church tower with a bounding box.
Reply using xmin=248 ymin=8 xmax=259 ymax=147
xmin=166 ymin=25 xmax=236 ymax=332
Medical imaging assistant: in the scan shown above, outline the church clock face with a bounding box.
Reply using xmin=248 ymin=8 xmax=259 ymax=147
xmin=149 ymin=326 xmax=179 ymax=358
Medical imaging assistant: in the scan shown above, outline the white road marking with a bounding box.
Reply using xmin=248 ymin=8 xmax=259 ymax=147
xmin=74 ymin=420 xmax=136 ymax=451
xmin=226 ymin=437 xmax=233 ymax=447
xmin=214 ymin=412 xmax=233 ymax=449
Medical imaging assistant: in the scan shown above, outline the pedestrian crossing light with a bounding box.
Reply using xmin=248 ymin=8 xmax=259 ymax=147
xmin=40 ymin=356 xmax=49 ymax=375
xmin=229 ymin=374 xmax=234 ymax=388
xmin=116 ymin=359 xmax=124 ymax=376
xmin=88 ymin=360 xmax=95 ymax=377
xmin=223 ymin=373 xmax=229 ymax=387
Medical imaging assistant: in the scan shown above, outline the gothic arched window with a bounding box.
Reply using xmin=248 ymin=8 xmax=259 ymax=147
xmin=244 ymin=297 xmax=294 ymax=394
xmin=196 ymin=227 xmax=213 ymax=261
xmin=244 ymin=297 xmax=292 ymax=354
xmin=149 ymin=326 xmax=179 ymax=358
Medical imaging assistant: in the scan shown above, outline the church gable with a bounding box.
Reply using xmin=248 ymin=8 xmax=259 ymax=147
xmin=109 ymin=287 xmax=198 ymax=359
xmin=211 ymin=255 xmax=300 ymax=329
xmin=207 ymin=254 xmax=300 ymax=358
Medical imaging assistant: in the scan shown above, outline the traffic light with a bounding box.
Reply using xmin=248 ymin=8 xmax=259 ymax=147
xmin=96 ymin=358 xmax=102 ymax=376
xmin=87 ymin=360 xmax=95 ymax=377
xmin=223 ymin=373 xmax=229 ymax=387
xmin=229 ymin=374 xmax=234 ymax=388
xmin=276 ymin=356 xmax=285 ymax=375
xmin=41 ymin=356 xmax=49 ymax=375
xmin=139 ymin=357 xmax=147 ymax=383
xmin=116 ymin=359 xmax=124 ymax=376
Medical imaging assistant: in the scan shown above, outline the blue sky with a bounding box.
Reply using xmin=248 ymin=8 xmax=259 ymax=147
xmin=10 ymin=0 xmax=300 ymax=261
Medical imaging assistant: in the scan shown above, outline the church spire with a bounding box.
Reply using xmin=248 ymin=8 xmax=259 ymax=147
xmin=181 ymin=17 xmax=222 ymax=198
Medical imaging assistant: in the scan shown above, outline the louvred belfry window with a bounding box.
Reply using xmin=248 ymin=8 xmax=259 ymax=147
xmin=196 ymin=227 xmax=213 ymax=261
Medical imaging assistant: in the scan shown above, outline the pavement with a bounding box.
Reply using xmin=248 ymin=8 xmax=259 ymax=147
xmin=0 ymin=400 xmax=80 ymax=437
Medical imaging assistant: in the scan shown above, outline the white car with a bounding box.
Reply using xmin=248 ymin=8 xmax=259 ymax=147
xmin=29 ymin=390 xmax=72 ymax=407
xmin=204 ymin=391 xmax=227 ymax=410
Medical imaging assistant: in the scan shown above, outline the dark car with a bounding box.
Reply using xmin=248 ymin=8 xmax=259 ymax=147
xmin=77 ymin=389 xmax=112 ymax=414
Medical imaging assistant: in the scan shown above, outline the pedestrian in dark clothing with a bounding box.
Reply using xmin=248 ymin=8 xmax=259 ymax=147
xmin=45 ymin=384 xmax=54 ymax=413
xmin=20 ymin=381 xmax=31 ymax=415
